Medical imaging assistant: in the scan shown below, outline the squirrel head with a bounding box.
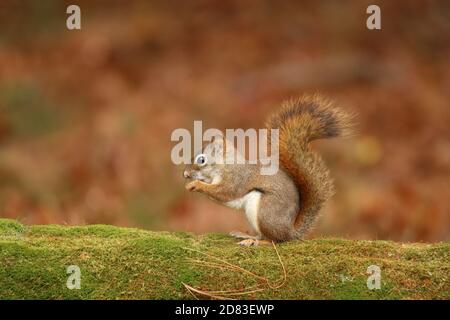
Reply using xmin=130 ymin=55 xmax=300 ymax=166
xmin=183 ymin=137 xmax=243 ymax=184
xmin=183 ymin=138 xmax=224 ymax=184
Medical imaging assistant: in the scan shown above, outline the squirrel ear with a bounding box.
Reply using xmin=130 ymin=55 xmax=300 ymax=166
xmin=214 ymin=140 xmax=224 ymax=156
xmin=209 ymin=135 xmax=220 ymax=143
xmin=204 ymin=129 xmax=223 ymax=143
xmin=204 ymin=139 xmax=224 ymax=163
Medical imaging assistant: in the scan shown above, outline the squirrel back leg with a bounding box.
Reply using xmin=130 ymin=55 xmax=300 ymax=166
xmin=257 ymin=194 xmax=299 ymax=242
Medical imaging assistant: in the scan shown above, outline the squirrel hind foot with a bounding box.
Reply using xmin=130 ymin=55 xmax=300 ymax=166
xmin=237 ymin=239 xmax=272 ymax=247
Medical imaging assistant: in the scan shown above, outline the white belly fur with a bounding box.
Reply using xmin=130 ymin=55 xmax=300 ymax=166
xmin=225 ymin=191 xmax=262 ymax=234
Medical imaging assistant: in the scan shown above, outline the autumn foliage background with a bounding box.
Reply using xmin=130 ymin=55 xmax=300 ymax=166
xmin=0 ymin=0 xmax=448 ymax=242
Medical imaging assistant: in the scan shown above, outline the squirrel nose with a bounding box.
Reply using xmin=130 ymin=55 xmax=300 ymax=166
xmin=183 ymin=170 xmax=190 ymax=178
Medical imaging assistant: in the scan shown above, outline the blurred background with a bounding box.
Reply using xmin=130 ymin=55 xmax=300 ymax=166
xmin=0 ymin=0 xmax=448 ymax=242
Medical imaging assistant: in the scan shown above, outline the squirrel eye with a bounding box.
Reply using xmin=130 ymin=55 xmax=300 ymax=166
xmin=194 ymin=154 xmax=207 ymax=167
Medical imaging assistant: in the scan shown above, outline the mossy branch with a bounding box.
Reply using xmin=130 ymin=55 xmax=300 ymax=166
xmin=0 ymin=219 xmax=448 ymax=300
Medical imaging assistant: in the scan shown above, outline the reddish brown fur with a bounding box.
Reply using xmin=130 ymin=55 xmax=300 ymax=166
xmin=185 ymin=94 xmax=354 ymax=242
xmin=266 ymin=95 xmax=354 ymax=237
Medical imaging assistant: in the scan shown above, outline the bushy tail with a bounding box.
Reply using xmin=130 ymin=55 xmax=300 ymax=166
xmin=266 ymin=95 xmax=354 ymax=238
xmin=266 ymin=95 xmax=353 ymax=147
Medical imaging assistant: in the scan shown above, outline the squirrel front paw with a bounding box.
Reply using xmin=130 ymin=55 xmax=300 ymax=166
xmin=185 ymin=180 xmax=203 ymax=192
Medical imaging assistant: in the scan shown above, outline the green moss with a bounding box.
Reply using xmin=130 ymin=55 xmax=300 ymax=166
xmin=29 ymin=224 xmax=146 ymax=238
xmin=0 ymin=219 xmax=25 ymax=236
xmin=0 ymin=218 xmax=448 ymax=300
